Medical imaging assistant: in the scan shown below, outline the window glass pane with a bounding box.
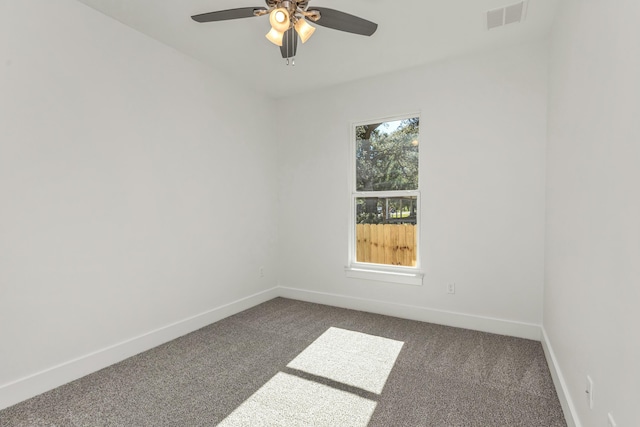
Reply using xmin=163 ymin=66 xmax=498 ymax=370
xmin=355 ymin=196 xmax=417 ymax=267
xmin=356 ymin=118 xmax=419 ymax=192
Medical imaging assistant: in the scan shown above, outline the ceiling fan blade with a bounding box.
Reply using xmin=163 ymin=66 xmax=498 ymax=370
xmin=191 ymin=7 xmax=267 ymax=23
xmin=310 ymin=7 xmax=378 ymax=36
xmin=280 ymin=29 xmax=298 ymax=59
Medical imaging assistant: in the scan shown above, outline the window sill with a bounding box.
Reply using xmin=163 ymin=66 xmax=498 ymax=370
xmin=345 ymin=266 xmax=424 ymax=286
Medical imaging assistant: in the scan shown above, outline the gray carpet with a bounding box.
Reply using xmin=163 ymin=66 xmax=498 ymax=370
xmin=0 ymin=298 xmax=567 ymax=426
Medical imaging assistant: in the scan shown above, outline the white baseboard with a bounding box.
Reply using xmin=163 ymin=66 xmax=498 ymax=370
xmin=541 ymin=327 xmax=580 ymax=427
xmin=0 ymin=287 xmax=279 ymax=411
xmin=0 ymin=285 xmax=548 ymax=412
xmin=278 ymin=286 xmax=542 ymax=340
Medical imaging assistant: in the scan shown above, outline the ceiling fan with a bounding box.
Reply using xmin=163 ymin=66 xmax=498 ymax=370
xmin=191 ymin=0 xmax=378 ymax=65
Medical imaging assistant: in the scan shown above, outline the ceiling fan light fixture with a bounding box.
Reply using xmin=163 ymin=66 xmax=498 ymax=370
xmin=192 ymin=2 xmax=379 ymax=64
xmin=265 ymin=27 xmax=285 ymax=46
xmin=269 ymin=8 xmax=290 ymax=33
xmin=294 ymin=18 xmax=316 ymax=43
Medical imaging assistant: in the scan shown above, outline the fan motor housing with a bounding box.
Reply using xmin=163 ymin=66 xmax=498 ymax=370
xmin=266 ymin=0 xmax=310 ymax=13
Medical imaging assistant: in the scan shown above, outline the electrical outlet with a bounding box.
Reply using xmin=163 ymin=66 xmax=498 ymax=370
xmin=607 ymin=413 xmax=617 ymax=427
xmin=447 ymin=283 xmax=456 ymax=294
xmin=585 ymin=375 xmax=593 ymax=409
xmin=259 ymin=267 xmax=264 ymax=278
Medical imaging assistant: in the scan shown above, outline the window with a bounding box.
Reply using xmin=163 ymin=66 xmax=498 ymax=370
xmin=347 ymin=115 xmax=423 ymax=285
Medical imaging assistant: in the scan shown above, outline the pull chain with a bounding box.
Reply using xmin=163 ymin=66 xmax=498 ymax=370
xmin=284 ymin=22 xmax=296 ymax=66
xmin=288 ymin=28 xmax=292 ymax=66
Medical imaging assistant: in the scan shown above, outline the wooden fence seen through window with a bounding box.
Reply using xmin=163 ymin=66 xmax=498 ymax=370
xmin=355 ymin=223 xmax=416 ymax=267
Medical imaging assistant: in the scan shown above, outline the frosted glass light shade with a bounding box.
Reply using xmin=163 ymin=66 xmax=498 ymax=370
xmin=294 ymin=18 xmax=316 ymax=43
xmin=265 ymin=27 xmax=284 ymax=46
xmin=269 ymin=8 xmax=290 ymax=33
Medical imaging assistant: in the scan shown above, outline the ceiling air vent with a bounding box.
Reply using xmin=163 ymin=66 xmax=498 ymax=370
xmin=487 ymin=1 xmax=527 ymax=30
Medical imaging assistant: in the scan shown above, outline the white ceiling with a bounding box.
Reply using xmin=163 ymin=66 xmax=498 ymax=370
xmin=75 ymin=0 xmax=558 ymax=98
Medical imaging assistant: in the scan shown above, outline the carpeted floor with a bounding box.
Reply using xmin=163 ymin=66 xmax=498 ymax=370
xmin=0 ymin=298 xmax=567 ymax=426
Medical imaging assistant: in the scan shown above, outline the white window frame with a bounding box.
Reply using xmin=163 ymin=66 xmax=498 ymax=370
xmin=345 ymin=113 xmax=424 ymax=286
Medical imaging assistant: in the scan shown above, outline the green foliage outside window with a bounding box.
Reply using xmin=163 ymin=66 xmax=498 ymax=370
xmin=356 ymin=117 xmax=419 ymax=192
xmin=355 ymin=118 xmax=419 ymax=224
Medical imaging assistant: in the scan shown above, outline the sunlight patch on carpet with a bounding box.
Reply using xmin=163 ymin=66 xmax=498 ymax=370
xmin=287 ymin=327 xmax=404 ymax=394
xmin=216 ymin=372 xmax=377 ymax=427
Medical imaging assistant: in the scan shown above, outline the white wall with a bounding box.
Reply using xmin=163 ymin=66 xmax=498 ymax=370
xmin=9 ymin=2 xmax=637 ymax=423
xmin=544 ymin=0 xmax=640 ymax=426
xmin=277 ymin=42 xmax=548 ymax=334
xmin=0 ymin=0 xmax=278 ymax=408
